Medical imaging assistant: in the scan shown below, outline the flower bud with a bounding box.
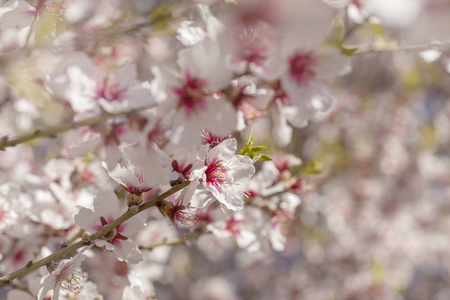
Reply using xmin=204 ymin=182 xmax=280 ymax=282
xmin=170 ymin=175 xmax=185 ymax=187
xmin=129 ymin=204 xmax=139 ymax=214
xmin=47 ymin=261 xmax=57 ymax=274
xmin=81 ymin=232 xmax=91 ymax=244
xmin=26 ymin=260 xmax=33 ymax=268
xmin=127 ymin=192 xmax=143 ymax=206
xmin=157 ymin=200 xmax=176 ymax=219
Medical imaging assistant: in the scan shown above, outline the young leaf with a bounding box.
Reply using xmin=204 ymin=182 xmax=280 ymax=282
xmin=239 ymin=130 xmax=272 ymax=161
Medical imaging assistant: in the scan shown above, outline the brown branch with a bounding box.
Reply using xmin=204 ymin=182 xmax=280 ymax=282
xmin=0 ymin=107 xmax=149 ymax=151
xmin=350 ymin=40 xmax=450 ymax=55
xmin=142 ymin=230 xmax=211 ymax=250
xmin=0 ymin=181 xmax=190 ymax=287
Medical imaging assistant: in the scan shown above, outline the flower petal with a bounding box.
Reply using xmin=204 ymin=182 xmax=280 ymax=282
xmin=74 ymin=206 xmax=101 ymax=233
xmin=119 ymin=213 xmax=146 ymax=237
xmin=93 ymin=190 xmax=122 ymax=221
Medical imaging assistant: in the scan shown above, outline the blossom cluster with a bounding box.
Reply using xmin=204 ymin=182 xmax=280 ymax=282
xmin=3 ymin=0 xmax=447 ymax=299
xmin=0 ymin=0 xmax=355 ymax=298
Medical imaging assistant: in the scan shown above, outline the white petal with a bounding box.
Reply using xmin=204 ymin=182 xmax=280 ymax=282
xmin=119 ymin=213 xmax=146 ymax=237
xmin=74 ymin=206 xmax=101 ymax=233
xmin=37 ymin=275 xmax=56 ymax=300
xmin=270 ymin=104 xmax=293 ymax=147
xmin=93 ymin=190 xmax=122 ymax=221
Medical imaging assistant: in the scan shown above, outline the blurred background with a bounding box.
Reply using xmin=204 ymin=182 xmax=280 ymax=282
xmin=149 ymin=1 xmax=450 ymax=299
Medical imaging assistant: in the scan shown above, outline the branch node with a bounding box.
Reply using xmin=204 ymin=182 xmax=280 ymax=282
xmin=129 ymin=204 xmax=139 ymax=214
xmin=81 ymin=232 xmax=92 ymax=245
xmin=26 ymin=260 xmax=33 ymax=268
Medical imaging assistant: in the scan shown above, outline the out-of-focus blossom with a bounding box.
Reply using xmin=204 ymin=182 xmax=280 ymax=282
xmin=74 ymin=191 xmax=146 ymax=264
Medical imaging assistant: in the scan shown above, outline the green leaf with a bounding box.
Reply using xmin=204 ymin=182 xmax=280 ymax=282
xmin=325 ymin=16 xmax=346 ymax=47
xmin=258 ymin=154 xmax=272 ymax=161
xmin=250 ymin=145 xmax=268 ymax=151
xmin=301 ymin=159 xmax=325 ymax=176
xmin=341 ymin=47 xmax=358 ymax=56
xmin=238 ymin=130 xmax=272 ymax=161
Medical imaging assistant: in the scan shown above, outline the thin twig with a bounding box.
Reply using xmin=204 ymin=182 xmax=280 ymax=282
xmin=68 ymin=229 xmax=85 ymax=245
xmin=0 ymin=107 xmax=149 ymax=151
xmin=8 ymin=281 xmax=34 ymax=296
xmin=142 ymin=231 xmax=211 ymax=250
xmin=0 ymin=181 xmax=190 ymax=287
xmin=350 ymin=40 xmax=450 ymax=55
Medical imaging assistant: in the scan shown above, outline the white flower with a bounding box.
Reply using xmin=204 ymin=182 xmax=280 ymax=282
xmin=121 ymin=270 xmax=156 ymax=300
xmin=45 ymin=52 xmax=154 ymax=115
xmin=270 ymin=47 xmax=351 ymax=146
xmin=74 ymin=191 xmax=146 ymax=264
xmin=37 ymin=248 xmax=90 ymax=300
xmin=192 ymin=138 xmax=255 ymax=211
xmin=207 ymin=209 xmax=261 ymax=252
xmin=0 ymin=0 xmax=35 ymax=30
xmin=103 ymin=143 xmax=177 ymax=194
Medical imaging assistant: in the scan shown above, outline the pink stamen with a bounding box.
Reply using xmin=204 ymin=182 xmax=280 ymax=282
xmin=205 ymin=159 xmax=230 ymax=191
xmin=201 ymin=129 xmax=230 ymax=149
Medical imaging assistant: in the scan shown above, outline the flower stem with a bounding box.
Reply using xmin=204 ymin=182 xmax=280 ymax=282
xmin=0 ymin=181 xmax=190 ymax=287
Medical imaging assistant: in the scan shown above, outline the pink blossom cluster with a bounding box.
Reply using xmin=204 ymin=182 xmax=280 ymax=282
xmin=0 ymin=0 xmax=353 ymax=299
xmin=3 ymin=0 xmax=448 ymax=299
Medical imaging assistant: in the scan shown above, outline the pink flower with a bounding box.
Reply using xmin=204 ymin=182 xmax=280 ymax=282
xmin=74 ymin=191 xmax=146 ymax=264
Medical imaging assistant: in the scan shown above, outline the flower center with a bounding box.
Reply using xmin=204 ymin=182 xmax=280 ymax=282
xmin=225 ymin=218 xmax=242 ymax=237
xmin=205 ymin=159 xmax=230 ymax=191
xmin=57 ymin=265 xmax=88 ymax=294
xmin=134 ymin=169 xmax=145 ymax=184
xmin=174 ymin=73 xmax=208 ymax=118
xmin=103 ymin=227 xmax=117 ymax=242
xmin=95 ymin=76 xmax=126 ymax=102
xmin=288 ymin=50 xmax=317 ymax=87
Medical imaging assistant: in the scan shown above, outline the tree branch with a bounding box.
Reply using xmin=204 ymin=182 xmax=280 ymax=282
xmin=0 ymin=107 xmax=148 ymax=151
xmin=0 ymin=181 xmax=190 ymax=287
xmin=350 ymin=40 xmax=450 ymax=55
xmin=142 ymin=230 xmax=211 ymax=250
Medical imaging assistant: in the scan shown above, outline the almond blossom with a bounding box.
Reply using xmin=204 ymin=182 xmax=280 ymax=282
xmin=74 ymin=190 xmax=146 ymax=264
xmin=45 ymin=52 xmax=154 ymax=116
xmin=102 ymin=143 xmax=177 ymax=195
xmin=191 ymin=138 xmax=255 ymax=211
xmin=0 ymin=0 xmax=35 ymax=30
xmin=37 ymin=248 xmax=90 ymax=300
